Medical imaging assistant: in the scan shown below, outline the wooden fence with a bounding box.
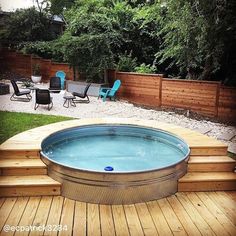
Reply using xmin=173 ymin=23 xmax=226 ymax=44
xmin=1 ymin=49 xmax=235 ymax=122
xmin=108 ymin=70 xmax=236 ymax=122
xmin=0 ymin=49 xmax=74 ymax=81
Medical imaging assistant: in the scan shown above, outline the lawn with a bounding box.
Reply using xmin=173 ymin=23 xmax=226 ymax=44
xmin=0 ymin=111 xmax=74 ymax=144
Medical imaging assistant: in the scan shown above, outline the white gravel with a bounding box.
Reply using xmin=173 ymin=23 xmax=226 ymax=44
xmin=1 ymin=81 xmax=236 ymax=153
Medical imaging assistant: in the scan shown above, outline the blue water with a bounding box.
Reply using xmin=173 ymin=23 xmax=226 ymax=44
xmin=42 ymin=125 xmax=189 ymax=172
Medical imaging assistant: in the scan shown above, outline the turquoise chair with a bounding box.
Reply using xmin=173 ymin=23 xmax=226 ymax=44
xmin=98 ymin=80 xmax=121 ymax=102
xmin=55 ymin=71 xmax=66 ymax=89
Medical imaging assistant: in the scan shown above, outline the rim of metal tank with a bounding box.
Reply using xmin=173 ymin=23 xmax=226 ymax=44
xmin=40 ymin=124 xmax=190 ymax=174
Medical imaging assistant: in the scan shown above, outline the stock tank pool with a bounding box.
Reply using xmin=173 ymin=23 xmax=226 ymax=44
xmin=41 ymin=124 xmax=190 ymax=204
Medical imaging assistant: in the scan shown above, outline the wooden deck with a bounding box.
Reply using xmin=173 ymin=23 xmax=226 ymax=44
xmin=0 ymin=119 xmax=235 ymax=234
xmin=0 ymin=118 xmax=235 ymax=197
xmin=0 ymin=192 xmax=235 ymax=235
xmin=0 ymin=118 xmax=228 ymax=152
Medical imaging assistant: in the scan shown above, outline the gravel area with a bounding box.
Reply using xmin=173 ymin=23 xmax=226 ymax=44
xmin=1 ymin=81 xmax=236 ymax=153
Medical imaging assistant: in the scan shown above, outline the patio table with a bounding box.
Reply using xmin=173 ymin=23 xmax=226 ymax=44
xmin=63 ymin=95 xmax=76 ymax=108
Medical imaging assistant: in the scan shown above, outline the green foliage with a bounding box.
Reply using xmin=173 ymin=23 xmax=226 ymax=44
xmin=20 ymin=41 xmax=53 ymax=59
xmin=2 ymin=7 xmax=54 ymax=43
xmin=62 ymin=0 xmax=121 ymax=81
xmin=22 ymin=79 xmax=33 ymax=88
xmin=116 ymin=53 xmax=137 ymax=72
xmin=135 ymin=63 xmax=156 ymax=74
xmin=156 ymin=0 xmax=236 ymax=83
xmin=155 ymin=1 xmax=206 ymax=78
xmin=4 ymin=0 xmax=235 ymax=84
xmin=19 ymin=40 xmax=65 ymax=62
xmin=32 ymin=64 xmax=41 ymax=76
xmin=49 ymin=0 xmax=75 ymax=15
xmin=63 ymin=33 xmax=114 ymax=81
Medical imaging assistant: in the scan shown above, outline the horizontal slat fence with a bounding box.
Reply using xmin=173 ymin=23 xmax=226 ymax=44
xmin=109 ymin=70 xmax=236 ymax=122
xmin=218 ymin=86 xmax=236 ymax=121
xmin=112 ymin=72 xmax=163 ymax=106
xmin=1 ymin=49 xmax=73 ymax=81
xmin=162 ymin=79 xmax=220 ymax=117
xmin=1 ymin=49 xmax=236 ymax=122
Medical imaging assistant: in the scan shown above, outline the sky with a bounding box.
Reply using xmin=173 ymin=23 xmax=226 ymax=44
xmin=0 ymin=0 xmax=34 ymax=11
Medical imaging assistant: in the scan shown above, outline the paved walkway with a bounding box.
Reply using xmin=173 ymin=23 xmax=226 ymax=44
xmin=0 ymin=81 xmax=235 ymax=153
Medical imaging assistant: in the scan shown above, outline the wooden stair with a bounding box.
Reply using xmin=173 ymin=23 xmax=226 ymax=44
xmin=0 ymin=152 xmax=61 ymax=197
xmin=0 ymin=120 xmax=235 ymax=197
xmin=178 ymin=154 xmax=236 ymax=191
xmin=0 ymin=158 xmax=47 ymax=175
xmin=187 ymin=155 xmax=236 ymax=172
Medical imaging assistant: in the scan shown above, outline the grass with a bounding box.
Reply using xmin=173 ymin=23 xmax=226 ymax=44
xmin=0 ymin=111 xmax=74 ymax=144
xmin=228 ymin=151 xmax=236 ymax=160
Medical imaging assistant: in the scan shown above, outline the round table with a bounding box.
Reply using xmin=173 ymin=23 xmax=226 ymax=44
xmin=63 ymin=95 xmax=76 ymax=108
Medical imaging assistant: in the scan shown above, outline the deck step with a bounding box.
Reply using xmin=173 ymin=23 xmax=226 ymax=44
xmin=190 ymin=146 xmax=228 ymax=156
xmin=0 ymin=150 xmax=40 ymax=159
xmin=0 ymin=159 xmax=47 ymax=176
xmin=188 ymin=155 xmax=236 ymax=172
xmin=178 ymin=172 xmax=236 ymax=191
xmin=0 ymin=175 xmax=61 ymax=197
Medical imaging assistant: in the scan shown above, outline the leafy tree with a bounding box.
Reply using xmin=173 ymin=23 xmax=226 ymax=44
xmin=62 ymin=0 xmax=120 ymax=81
xmin=49 ymin=0 xmax=75 ymax=15
xmin=63 ymin=33 xmax=115 ymax=81
xmin=11 ymin=0 xmax=235 ymax=85
xmin=155 ymin=0 xmax=236 ymax=84
xmin=2 ymin=7 xmax=54 ymax=43
xmin=155 ymin=1 xmax=206 ymax=79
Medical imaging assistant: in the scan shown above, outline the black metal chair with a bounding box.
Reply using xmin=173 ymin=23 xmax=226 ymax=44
xmin=72 ymin=83 xmax=91 ymax=103
xmin=34 ymin=89 xmax=53 ymax=110
xmin=10 ymin=80 xmax=32 ymax=102
xmin=49 ymin=77 xmax=61 ymax=93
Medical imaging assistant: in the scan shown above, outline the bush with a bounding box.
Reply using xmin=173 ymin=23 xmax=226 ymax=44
xmin=116 ymin=53 xmax=137 ymax=72
xmin=135 ymin=63 xmax=156 ymax=74
xmin=20 ymin=40 xmax=65 ymax=62
xmin=20 ymin=41 xmax=53 ymax=59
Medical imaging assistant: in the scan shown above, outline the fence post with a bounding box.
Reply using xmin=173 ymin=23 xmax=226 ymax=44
xmin=215 ymin=82 xmax=220 ymax=118
xmin=159 ymin=76 xmax=162 ymax=107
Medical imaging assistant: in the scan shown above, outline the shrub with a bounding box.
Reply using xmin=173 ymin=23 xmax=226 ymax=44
xmin=32 ymin=64 xmax=41 ymax=76
xmin=20 ymin=40 xmax=65 ymax=62
xmin=135 ymin=63 xmax=156 ymax=74
xmin=116 ymin=53 xmax=137 ymax=72
xmin=20 ymin=41 xmax=53 ymax=59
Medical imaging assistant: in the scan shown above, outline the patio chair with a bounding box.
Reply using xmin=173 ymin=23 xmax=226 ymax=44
xmin=55 ymin=71 xmax=66 ymax=89
xmin=98 ymin=80 xmax=121 ymax=102
xmin=10 ymin=80 xmax=32 ymax=102
xmin=72 ymin=83 xmax=91 ymax=103
xmin=34 ymin=89 xmax=53 ymax=110
xmin=49 ymin=77 xmax=61 ymax=93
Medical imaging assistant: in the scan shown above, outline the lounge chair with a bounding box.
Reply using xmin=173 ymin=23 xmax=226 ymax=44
xmin=72 ymin=83 xmax=91 ymax=103
xmin=34 ymin=89 xmax=53 ymax=110
xmin=98 ymin=80 xmax=121 ymax=102
xmin=10 ymin=80 xmax=32 ymax=102
xmin=55 ymin=71 xmax=66 ymax=89
xmin=49 ymin=77 xmax=61 ymax=93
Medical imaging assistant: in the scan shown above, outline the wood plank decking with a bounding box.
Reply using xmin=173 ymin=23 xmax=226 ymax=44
xmin=0 ymin=192 xmax=235 ymax=235
xmin=0 ymin=118 xmax=235 ymax=196
xmin=0 ymin=119 xmax=235 ymax=235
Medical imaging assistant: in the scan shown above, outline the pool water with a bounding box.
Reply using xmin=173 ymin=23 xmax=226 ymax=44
xmin=42 ymin=125 xmax=189 ymax=172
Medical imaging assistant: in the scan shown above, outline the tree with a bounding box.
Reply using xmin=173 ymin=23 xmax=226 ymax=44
xmin=155 ymin=0 xmax=236 ymax=84
xmin=49 ymin=0 xmax=75 ymax=15
xmin=2 ymin=7 xmax=54 ymax=43
xmin=14 ymin=0 xmax=235 ymax=85
xmin=62 ymin=0 xmax=120 ymax=82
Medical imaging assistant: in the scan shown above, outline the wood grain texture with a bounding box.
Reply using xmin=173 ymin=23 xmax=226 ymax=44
xmin=108 ymin=70 xmax=236 ymax=122
xmin=1 ymin=49 xmax=74 ymax=81
xmin=0 ymin=192 xmax=235 ymax=236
